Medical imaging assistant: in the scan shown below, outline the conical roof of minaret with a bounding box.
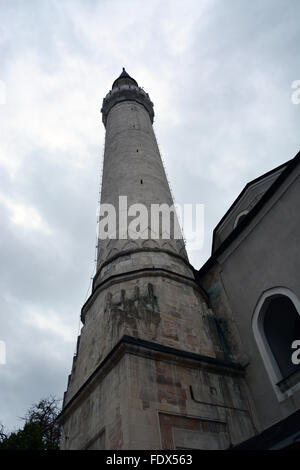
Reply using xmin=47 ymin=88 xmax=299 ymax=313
xmin=102 ymin=67 xmax=154 ymax=126
xmin=112 ymin=67 xmax=138 ymax=89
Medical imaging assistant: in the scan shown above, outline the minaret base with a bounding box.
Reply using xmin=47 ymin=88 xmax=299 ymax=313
xmin=59 ymin=335 xmax=256 ymax=450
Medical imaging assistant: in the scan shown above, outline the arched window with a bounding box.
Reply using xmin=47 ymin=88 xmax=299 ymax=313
xmin=252 ymin=287 xmax=300 ymax=399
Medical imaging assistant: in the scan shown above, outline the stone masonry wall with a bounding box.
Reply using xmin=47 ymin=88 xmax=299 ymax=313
xmin=65 ymin=268 xmax=224 ymax=405
xmin=61 ymin=352 xmax=256 ymax=449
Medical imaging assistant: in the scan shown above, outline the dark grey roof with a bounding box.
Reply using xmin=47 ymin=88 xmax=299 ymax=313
xmin=232 ymin=408 xmax=300 ymax=450
xmin=197 ymin=149 xmax=300 ymax=277
xmin=112 ymin=67 xmax=138 ymax=89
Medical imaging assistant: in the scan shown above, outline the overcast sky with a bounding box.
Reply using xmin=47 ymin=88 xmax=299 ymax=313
xmin=0 ymin=0 xmax=299 ymax=431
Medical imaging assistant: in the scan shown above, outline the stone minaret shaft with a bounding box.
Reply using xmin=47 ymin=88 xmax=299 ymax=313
xmin=59 ymin=69 xmax=256 ymax=450
xmin=95 ymin=68 xmax=188 ymax=288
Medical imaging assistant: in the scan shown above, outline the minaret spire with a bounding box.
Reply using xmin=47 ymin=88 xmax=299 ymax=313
xmin=111 ymin=67 xmax=138 ymax=91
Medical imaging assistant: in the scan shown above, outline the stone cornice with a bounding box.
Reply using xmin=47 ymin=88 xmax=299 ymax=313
xmin=58 ymin=335 xmax=244 ymax=424
xmin=94 ymin=246 xmax=192 ymax=289
xmin=101 ymin=84 xmax=154 ymax=126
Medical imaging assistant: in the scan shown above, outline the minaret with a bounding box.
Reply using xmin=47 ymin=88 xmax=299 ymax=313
xmin=59 ymin=69 xmax=256 ymax=450
xmin=95 ymin=67 xmax=189 ymax=280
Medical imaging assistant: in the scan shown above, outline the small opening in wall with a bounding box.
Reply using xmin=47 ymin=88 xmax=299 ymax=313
xmin=140 ymin=179 xmax=143 ymax=184
xmin=136 ymin=149 xmax=139 ymax=152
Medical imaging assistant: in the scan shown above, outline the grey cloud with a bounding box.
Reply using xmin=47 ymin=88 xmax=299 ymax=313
xmin=0 ymin=0 xmax=299 ymax=430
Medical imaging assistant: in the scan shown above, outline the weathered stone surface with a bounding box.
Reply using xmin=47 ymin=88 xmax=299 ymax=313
xmin=60 ymin=351 xmax=255 ymax=449
xmin=59 ymin=70 xmax=257 ymax=450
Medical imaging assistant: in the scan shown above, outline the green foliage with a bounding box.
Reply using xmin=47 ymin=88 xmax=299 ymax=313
xmin=0 ymin=396 xmax=61 ymax=451
xmin=0 ymin=422 xmax=45 ymax=450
